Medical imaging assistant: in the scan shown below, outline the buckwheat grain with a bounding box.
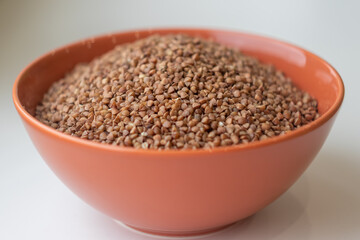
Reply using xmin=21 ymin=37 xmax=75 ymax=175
xmin=36 ymin=34 xmax=319 ymax=149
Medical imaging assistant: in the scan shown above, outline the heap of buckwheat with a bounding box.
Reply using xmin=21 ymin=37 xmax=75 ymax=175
xmin=36 ymin=34 xmax=319 ymax=149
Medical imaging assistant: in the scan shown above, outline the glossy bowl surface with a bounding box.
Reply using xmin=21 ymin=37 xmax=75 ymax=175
xmin=13 ymin=28 xmax=344 ymax=236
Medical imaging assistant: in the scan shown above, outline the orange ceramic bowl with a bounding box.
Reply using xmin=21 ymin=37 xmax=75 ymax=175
xmin=13 ymin=28 xmax=344 ymax=236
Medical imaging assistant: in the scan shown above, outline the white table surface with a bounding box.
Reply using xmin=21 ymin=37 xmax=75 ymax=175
xmin=1 ymin=0 xmax=359 ymax=239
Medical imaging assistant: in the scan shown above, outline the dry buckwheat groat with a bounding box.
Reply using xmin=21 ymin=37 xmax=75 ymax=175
xmin=36 ymin=34 xmax=319 ymax=149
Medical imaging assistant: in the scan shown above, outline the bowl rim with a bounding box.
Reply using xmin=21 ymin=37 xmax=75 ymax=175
xmin=12 ymin=27 xmax=345 ymax=155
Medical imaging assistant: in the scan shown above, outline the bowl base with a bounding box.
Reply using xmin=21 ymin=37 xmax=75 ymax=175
xmin=114 ymin=220 xmax=239 ymax=239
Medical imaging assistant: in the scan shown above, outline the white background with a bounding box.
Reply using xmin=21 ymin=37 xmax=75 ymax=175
xmin=1 ymin=0 xmax=359 ymax=239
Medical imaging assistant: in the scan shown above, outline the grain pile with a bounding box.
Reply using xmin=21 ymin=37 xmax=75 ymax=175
xmin=36 ymin=34 xmax=319 ymax=149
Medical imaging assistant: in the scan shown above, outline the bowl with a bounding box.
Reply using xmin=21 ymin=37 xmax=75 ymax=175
xmin=13 ymin=28 xmax=344 ymax=236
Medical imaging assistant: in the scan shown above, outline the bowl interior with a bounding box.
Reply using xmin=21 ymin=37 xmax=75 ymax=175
xmin=16 ymin=28 xmax=343 ymax=120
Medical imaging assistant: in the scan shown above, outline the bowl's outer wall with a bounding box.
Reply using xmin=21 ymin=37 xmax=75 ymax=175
xmin=22 ymin=114 xmax=336 ymax=231
xmin=14 ymin=29 xmax=343 ymax=233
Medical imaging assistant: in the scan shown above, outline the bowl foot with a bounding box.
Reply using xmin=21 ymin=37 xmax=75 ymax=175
xmin=114 ymin=220 xmax=238 ymax=239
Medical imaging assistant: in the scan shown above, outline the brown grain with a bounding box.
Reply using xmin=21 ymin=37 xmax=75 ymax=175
xmin=36 ymin=34 xmax=319 ymax=149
